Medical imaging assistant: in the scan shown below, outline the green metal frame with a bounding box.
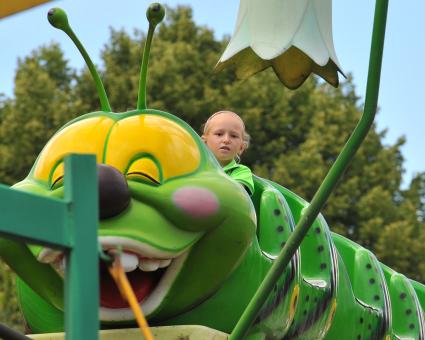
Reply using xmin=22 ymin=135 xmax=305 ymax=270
xmin=229 ymin=0 xmax=390 ymax=338
xmin=0 ymin=154 xmax=99 ymax=340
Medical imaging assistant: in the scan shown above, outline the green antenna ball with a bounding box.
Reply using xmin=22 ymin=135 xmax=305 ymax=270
xmin=47 ymin=8 xmax=69 ymax=31
xmin=147 ymin=3 xmax=165 ymax=26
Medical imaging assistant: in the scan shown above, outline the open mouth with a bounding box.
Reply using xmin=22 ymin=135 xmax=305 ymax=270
xmin=99 ymin=253 xmax=168 ymax=309
xmin=219 ymin=146 xmax=230 ymax=151
xmin=37 ymin=236 xmax=188 ymax=321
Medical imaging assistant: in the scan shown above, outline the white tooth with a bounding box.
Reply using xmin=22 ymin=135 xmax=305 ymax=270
xmin=38 ymin=248 xmax=62 ymax=263
xmin=159 ymin=259 xmax=172 ymax=268
xmin=60 ymin=257 xmax=66 ymax=270
xmin=120 ymin=252 xmax=139 ymax=272
xmin=139 ymin=259 xmax=160 ymax=272
xmin=56 ymin=258 xmax=66 ymax=278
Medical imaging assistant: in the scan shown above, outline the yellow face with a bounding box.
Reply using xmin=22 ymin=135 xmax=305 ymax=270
xmin=33 ymin=113 xmax=201 ymax=188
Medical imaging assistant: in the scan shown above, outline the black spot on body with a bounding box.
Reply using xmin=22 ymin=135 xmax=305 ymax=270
xmin=293 ymin=294 xmax=298 ymax=308
xmin=276 ymin=225 xmax=284 ymax=233
xmin=320 ymin=263 xmax=327 ymax=270
xmin=274 ymin=209 xmax=281 ymax=216
xmin=369 ymin=278 xmax=375 ymax=284
xmin=366 ymin=264 xmax=372 ymax=270
xmin=400 ymin=292 xmax=407 ymax=300
xmin=406 ymin=309 xmax=412 ymax=315
xmin=317 ymin=245 xmax=324 ymax=253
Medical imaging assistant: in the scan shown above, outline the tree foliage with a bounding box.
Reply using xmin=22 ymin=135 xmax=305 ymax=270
xmin=0 ymin=5 xmax=424 ymax=328
xmin=0 ymin=262 xmax=24 ymax=331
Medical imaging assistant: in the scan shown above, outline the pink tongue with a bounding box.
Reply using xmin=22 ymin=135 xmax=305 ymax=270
xmin=100 ymin=266 xmax=159 ymax=308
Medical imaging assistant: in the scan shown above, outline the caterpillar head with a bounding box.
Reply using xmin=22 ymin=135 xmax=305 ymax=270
xmin=12 ymin=3 xmax=257 ymax=325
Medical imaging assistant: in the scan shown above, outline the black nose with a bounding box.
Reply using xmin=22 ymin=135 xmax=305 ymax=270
xmin=98 ymin=164 xmax=131 ymax=219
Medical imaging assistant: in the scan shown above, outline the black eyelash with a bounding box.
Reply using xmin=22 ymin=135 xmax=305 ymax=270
xmin=127 ymin=171 xmax=160 ymax=184
xmin=50 ymin=175 xmax=64 ymax=189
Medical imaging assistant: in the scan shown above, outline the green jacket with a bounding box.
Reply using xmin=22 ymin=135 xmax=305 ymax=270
xmin=223 ymin=159 xmax=254 ymax=195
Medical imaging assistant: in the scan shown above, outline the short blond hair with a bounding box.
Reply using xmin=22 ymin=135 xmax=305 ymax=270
xmin=202 ymin=111 xmax=251 ymax=149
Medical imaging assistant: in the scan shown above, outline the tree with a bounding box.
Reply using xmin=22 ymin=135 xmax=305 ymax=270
xmin=0 ymin=262 xmax=24 ymax=331
xmin=0 ymin=43 xmax=77 ymax=185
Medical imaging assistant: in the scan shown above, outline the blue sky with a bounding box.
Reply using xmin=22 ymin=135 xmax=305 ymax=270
xmin=1 ymin=0 xmax=424 ymax=186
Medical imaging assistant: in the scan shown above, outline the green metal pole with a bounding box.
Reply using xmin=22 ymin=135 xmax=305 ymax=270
xmin=64 ymin=154 xmax=99 ymax=340
xmin=229 ymin=1 xmax=389 ymax=338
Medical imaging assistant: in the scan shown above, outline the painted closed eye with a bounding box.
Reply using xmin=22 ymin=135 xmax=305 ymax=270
xmin=51 ymin=175 xmax=64 ymax=190
xmin=127 ymin=172 xmax=160 ymax=185
xmin=49 ymin=162 xmax=64 ymax=190
xmin=126 ymin=157 xmax=162 ymax=185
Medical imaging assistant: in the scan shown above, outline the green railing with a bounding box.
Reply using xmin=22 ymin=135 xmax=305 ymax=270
xmin=0 ymin=154 xmax=99 ymax=340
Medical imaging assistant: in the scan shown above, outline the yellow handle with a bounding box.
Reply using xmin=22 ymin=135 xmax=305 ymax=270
xmin=108 ymin=257 xmax=154 ymax=340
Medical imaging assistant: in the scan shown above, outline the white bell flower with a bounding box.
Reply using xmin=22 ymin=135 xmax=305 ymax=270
xmin=215 ymin=0 xmax=345 ymax=89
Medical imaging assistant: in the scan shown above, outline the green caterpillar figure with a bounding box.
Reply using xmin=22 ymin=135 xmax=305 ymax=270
xmin=0 ymin=3 xmax=424 ymax=339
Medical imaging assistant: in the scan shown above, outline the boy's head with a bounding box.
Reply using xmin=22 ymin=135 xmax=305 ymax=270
xmin=201 ymin=111 xmax=250 ymax=166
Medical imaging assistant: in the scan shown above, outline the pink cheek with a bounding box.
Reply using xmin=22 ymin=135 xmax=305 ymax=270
xmin=172 ymin=187 xmax=219 ymax=218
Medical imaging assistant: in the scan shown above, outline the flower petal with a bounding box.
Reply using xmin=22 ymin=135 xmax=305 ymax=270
xmin=313 ymin=0 xmax=343 ymax=71
xmin=216 ymin=0 xmax=345 ymax=89
xmin=292 ymin=0 xmax=330 ymax=66
xmin=248 ymin=0 xmax=310 ymax=60
xmin=215 ymin=48 xmax=271 ymax=80
xmin=218 ymin=0 xmax=250 ymax=62
xmin=272 ymin=47 xmax=313 ymax=89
